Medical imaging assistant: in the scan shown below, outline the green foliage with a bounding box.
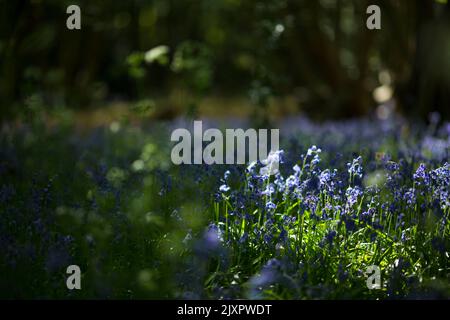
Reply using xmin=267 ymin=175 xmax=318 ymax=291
xmin=2 ymin=0 xmax=450 ymax=120
xmin=145 ymin=45 xmax=170 ymax=65
xmin=171 ymin=41 xmax=214 ymax=94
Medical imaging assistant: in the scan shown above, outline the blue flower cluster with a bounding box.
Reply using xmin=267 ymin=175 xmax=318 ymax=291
xmin=1 ymin=116 xmax=449 ymax=299
xmin=208 ymin=118 xmax=449 ymax=299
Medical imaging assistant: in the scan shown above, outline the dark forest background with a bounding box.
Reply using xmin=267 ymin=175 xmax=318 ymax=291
xmin=1 ymin=0 xmax=449 ymax=122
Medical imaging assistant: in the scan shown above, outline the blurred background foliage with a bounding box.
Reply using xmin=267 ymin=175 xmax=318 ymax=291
xmin=0 ymin=0 xmax=449 ymax=122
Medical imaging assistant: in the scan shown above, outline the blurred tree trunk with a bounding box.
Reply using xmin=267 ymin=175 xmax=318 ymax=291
xmin=403 ymin=0 xmax=450 ymax=120
xmin=0 ymin=0 xmax=31 ymax=120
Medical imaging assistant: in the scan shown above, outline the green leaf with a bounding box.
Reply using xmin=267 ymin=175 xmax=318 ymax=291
xmin=145 ymin=45 xmax=170 ymax=65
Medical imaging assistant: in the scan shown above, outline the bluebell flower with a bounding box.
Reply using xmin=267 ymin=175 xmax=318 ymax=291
xmin=337 ymin=263 xmax=349 ymax=282
xmin=319 ymin=169 xmax=331 ymax=187
xmin=279 ymin=227 xmax=287 ymax=242
xmin=430 ymin=163 xmax=449 ymax=186
xmin=413 ymin=163 xmax=430 ymax=186
xmin=347 ymin=156 xmax=363 ymax=180
xmin=219 ymin=184 xmax=230 ymax=193
xmin=260 ymin=150 xmax=284 ymax=176
xmin=306 ymin=145 xmax=321 ymax=157
xmin=263 ymin=233 xmax=273 ymax=244
xmin=246 ymin=161 xmax=258 ymax=173
xmin=320 ymin=230 xmax=337 ymax=247
xmin=261 ymin=184 xmax=275 ymax=196
xmin=345 ymin=186 xmax=363 ymax=207
xmin=345 ymin=217 xmax=356 ymax=232
xmin=396 ymin=213 xmax=405 ymax=229
xmin=311 ymin=154 xmax=321 ymax=166
xmin=265 ymin=201 xmax=276 ymax=210
xmin=401 ymin=231 xmax=407 ymax=242
xmin=285 ymin=175 xmax=299 ymax=190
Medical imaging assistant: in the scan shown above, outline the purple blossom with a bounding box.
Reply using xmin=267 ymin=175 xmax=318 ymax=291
xmin=346 ymin=186 xmax=363 ymax=207
xmin=413 ymin=163 xmax=430 ymax=186
xmin=265 ymin=201 xmax=276 ymax=210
